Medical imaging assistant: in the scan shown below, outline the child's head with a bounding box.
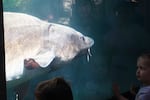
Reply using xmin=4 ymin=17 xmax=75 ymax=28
xmin=35 ymin=77 xmax=73 ymax=100
xmin=136 ymin=53 xmax=150 ymax=86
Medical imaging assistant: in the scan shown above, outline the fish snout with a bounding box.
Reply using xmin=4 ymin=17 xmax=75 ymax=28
xmin=85 ymin=36 xmax=94 ymax=47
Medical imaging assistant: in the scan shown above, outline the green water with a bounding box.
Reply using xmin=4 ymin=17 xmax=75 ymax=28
xmin=4 ymin=0 xmax=150 ymax=100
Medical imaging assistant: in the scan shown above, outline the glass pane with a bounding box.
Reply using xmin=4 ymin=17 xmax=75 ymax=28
xmin=3 ymin=0 xmax=149 ymax=100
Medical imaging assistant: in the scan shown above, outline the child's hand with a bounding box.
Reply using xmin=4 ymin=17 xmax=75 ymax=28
xmin=112 ymin=83 xmax=120 ymax=96
xmin=112 ymin=83 xmax=129 ymax=100
xmin=24 ymin=58 xmax=40 ymax=70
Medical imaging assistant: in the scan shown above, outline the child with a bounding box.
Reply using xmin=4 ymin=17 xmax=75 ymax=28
xmin=135 ymin=53 xmax=150 ymax=100
xmin=112 ymin=53 xmax=150 ymax=100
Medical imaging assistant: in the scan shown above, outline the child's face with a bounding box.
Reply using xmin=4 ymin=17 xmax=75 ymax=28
xmin=136 ymin=57 xmax=150 ymax=85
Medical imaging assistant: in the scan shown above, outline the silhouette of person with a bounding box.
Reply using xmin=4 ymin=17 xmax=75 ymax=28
xmin=35 ymin=77 xmax=73 ymax=100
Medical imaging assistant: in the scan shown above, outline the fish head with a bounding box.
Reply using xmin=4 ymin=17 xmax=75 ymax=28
xmin=48 ymin=23 xmax=94 ymax=63
xmin=69 ymin=32 xmax=94 ymax=61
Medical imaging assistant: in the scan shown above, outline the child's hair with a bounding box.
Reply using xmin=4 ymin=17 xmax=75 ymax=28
xmin=139 ymin=52 xmax=150 ymax=59
xmin=35 ymin=77 xmax=73 ymax=100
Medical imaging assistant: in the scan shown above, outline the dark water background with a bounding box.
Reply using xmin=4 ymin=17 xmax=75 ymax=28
xmin=3 ymin=0 xmax=150 ymax=100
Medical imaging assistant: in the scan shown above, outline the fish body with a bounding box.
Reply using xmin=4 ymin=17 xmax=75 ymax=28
xmin=4 ymin=12 xmax=94 ymax=82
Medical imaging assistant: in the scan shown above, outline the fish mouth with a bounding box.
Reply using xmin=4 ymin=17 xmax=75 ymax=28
xmin=76 ymin=47 xmax=93 ymax=62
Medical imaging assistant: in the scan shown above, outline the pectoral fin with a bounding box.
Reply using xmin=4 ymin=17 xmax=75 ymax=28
xmin=29 ymin=49 xmax=55 ymax=68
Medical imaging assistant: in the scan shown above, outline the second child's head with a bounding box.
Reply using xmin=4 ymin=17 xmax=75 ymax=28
xmin=136 ymin=53 xmax=150 ymax=86
xmin=35 ymin=77 xmax=73 ymax=100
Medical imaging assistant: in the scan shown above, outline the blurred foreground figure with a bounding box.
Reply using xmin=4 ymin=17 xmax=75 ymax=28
xmin=35 ymin=77 xmax=73 ymax=100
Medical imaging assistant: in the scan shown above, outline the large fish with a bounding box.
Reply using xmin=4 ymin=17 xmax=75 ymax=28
xmin=4 ymin=12 xmax=94 ymax=84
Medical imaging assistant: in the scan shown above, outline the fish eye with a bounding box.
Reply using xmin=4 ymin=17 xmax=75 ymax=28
xmin=80 ymin=36 xmax=85 ymax=41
